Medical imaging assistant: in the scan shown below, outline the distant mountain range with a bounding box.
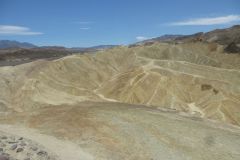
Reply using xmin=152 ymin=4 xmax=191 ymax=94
xmin=71 ymin=45 xmax=119 ymax=52
xmin=0 ymin=25 xmax=239 ymax=66
xmin=0 ymin=40 xmax=118 ymax=51
xmin=133 ymin=25 xmax=240 ymax=53
xmin=137 ymin=34 xmax=184 ymax=44
xmin=0 ymin=40 xmax=37 ymax=49
xmin=1 ymin=25 xmax=240 ymax=51
xmin=176 ymin=25 xmax=240 ymax=45
xmin=0 ymin=41 xmax=119 ymax=66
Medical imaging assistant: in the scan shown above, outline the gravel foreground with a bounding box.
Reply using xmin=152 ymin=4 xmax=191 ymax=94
xmin=0 ymin=131 xmax=58 ymax=160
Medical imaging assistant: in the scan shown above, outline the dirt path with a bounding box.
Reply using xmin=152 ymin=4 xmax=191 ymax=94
xmin=0 ymin=124 xmax=94 ymax=160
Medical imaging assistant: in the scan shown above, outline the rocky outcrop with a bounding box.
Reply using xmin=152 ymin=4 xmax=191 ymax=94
xmin=0 ymin=132 xmax=57 ymax=160
xmin=224 ymin=42 xmax=240 ymax=53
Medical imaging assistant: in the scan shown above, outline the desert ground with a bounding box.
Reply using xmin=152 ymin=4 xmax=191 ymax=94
xmin=0 ymin=41 xmax=240 ymax=160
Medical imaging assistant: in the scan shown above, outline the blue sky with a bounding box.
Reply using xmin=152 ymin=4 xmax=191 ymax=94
xmin=0 ymin=0 xmax=240 ymax=47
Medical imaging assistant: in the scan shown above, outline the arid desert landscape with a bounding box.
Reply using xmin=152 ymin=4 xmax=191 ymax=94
xmin=1 ymin=0 xmax=240 ymax=159
xmin=0 ymin=24 xmax=240 ymax=159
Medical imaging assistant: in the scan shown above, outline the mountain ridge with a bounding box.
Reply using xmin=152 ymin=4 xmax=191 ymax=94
xmin=134 ymin=25 xmax=240 ymax=53
xmin=0 ymin=40 xmax=37 ymax=49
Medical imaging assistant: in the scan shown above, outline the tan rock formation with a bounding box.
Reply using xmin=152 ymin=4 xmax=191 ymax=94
xmin=1 ymin=42 xmax=239 ymax=125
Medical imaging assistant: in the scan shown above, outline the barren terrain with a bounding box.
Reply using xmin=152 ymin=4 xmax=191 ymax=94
xmin=0 ymin=42 xmax=240 ymax=159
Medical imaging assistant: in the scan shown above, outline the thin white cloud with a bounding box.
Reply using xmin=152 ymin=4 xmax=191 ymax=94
xmin=74 ymin=21 xmax=94 ymax=24
xmin=136 ymin=36 xmax=148 ymax=41
xmin=170 ymin=15 xmax=240 ymax=26
xmin=74 ymin=21 xmax=94 ymax=30
xmin=80 ymin=27 xmax=90 ymax=30
xmin=0 ymin=25 xmax=43 ymax=35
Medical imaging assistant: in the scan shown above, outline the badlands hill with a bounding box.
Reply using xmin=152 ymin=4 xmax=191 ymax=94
xmin=1 ymin=42 xmax=240 ymax=124
xmin=0 ymin=39 xmax=240 ymax=158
